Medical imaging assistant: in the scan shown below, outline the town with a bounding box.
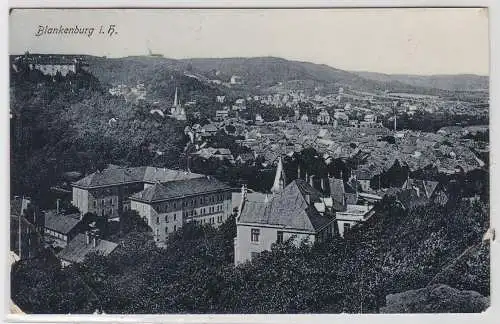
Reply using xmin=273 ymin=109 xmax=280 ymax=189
xmin=10 ymin=50 xmax=490 ymax=314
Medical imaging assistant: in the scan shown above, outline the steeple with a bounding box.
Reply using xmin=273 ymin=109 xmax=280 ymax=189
xmin=173 ymin=87 xmax=178 ymax=106
xmin=271 ymin=156 xmax=286 ymax=194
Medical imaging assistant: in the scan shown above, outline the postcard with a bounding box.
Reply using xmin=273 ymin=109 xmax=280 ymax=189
xmin=7 ymin=6 xmax=491 ymax=319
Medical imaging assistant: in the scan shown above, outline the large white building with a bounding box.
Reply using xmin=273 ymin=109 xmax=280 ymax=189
xmin=234 ymin=177 xmax=336 ymax=265
xmin=130 ymin=176 xmax=233 ymax=244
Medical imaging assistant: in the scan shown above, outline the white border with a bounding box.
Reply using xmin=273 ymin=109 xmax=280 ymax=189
xmin=2 ymin=1 xmax=497 ymax=323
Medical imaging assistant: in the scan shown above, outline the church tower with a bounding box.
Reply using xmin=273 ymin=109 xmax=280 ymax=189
xmin=271 ymin=156 xmax=287 ymax=194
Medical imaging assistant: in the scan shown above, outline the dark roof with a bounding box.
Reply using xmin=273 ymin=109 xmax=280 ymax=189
xmin=238 ymin=180 xmax=334 ymax=233
xmin=72 ymin=166 xmax=203 ymax=189
xmin=57 ymin=234 xmax=118 ymax=264
xmin=329 ymin=177 xmax=346 ymax=211
xmin=405 ymin=179 xmax=439 ymax=199
xmin=398 ymin=189 xmax=429 ymax=209
xmin=130 ymin=176 xmax=231 ymax=203
xmin=44 ymin=211 xmax=81 ymax=234
xmin=353 ymin=169 xmax=374 ymax=180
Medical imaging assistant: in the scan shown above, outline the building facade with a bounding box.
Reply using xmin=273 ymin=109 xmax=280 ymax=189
xmin=234 ymin=179 xmax=336 ymax=265
xmin=71 ymin=166 xmax=204 ymax=219
xmin=129 ymin=176 xmax=233 ymax=243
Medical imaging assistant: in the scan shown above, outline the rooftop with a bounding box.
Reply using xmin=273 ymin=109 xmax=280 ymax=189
xmin=57 ymin=234 xmax=118 ymax=264
xmin=130 ymin=176 xmax=232 ymax=203
xmin=72 ymin=166 xmax=203 ymax=189
xmin=238 ymin=179 xmax=334 ymax=233
xmin=44 ymin=211 xmax=81 ymax=234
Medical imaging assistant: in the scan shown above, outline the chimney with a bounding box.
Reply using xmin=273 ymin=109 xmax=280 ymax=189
xmin=56 ymin=199 xmax=60 ymax=214
xmin=321 ymin=178 xmax=326 ymax=191
xmin=85 ymin=231 xmax=91 ymax=245
xmin=93 ymin=236 xmax=97 ymax=248
xmin=309 ymin=174 xmax=315 ymax=188
xmin=305 ymin=194 xmax=311 ymax=204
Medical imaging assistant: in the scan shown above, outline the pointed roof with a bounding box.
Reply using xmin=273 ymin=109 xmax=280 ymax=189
xmin=130 ymin=176 xmax=231 ymax=203
xmin=173 ymin=87 xmax=178 ymax=106
xmin=239 ymin=180 xmax=333 ymax=233
xmin=270 ymin=156 xmax=286 ymax=194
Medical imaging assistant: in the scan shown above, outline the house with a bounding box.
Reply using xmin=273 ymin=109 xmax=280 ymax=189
xmin=57 ymin=230 xmax=118 ymax=267
xmin=352 ymin=169 xmax=374 ymax=192
xmin=43 ymin=211 xmax=81 ymax=248
xmin=215 ymin=110 xmax=229 ymax=121
xmin=129 ymin=176 xmax=233 ymax=244
xmin=71 ymin=166 xmax=204 ymax=219
xmin=234 ymin=179 xmax=336 ymax=265
xmin=328 ymin=177 xmax=375 ymax=238
xmin=317 ymin=109 xmax=331 ymax=124
xmin=201 ymin=123 xmax=219 ymax=137
xmin=230 ymin=75 xmax=243 ymax=85
xmin=236 ymin=152 xmax=255 ymax=165
xmin=192 ymin=147 xmax=235 ymax=163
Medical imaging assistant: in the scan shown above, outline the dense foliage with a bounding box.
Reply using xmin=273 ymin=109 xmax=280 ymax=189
xmin=10 ymin=69 xmax=186 ymax=209
xmin=11 ymin=197 xmax=490 ymax=314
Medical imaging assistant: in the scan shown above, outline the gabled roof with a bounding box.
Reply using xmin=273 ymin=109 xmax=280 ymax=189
xmin=238 ymin=180 xmax=333 ymax=233
xmin=329 ymin=177 xmax=346 ymax=211
xmin=44 ymin=211 xmax=81 ymax=234
xmin=57 ymin=234 xmax=118 ymax=264
xmin=130 ymin=176 xmax=231 ymax=203
xmin=72 ymin=166 xmax=203 ymax=189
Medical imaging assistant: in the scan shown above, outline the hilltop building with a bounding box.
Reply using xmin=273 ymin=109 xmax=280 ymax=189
xmin=230 ymin=75 xmax=243 ymax=85
xmin=13 ymin=52 xmax=88 ymax=77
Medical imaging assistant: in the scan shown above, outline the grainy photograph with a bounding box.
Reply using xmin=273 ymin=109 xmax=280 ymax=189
xmin=8 ymin=7 xmax=490 ymax=315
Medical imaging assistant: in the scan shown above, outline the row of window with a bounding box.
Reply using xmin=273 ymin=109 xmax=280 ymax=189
xmin=193 ymin=215 xmax=224 ymax=225
xmin=44 ymin=229 xmax=67 ymax=241
xmin=182 ymin=205 xmax=224 ymax=218
xmin=250 ymin=229 xmax=284 ymax=244
xmin=157 ymin=214 xmax=177 ymax=224
xmin=93 ymin=197 xmax=116 ymax=208
xmin=154 ymin=195 xmax=228 ymax=213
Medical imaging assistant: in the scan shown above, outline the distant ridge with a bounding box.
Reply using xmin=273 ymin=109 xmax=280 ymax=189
xmin=354 ymin=71 xmax=489 ymax=92
xmin=12 ymin=54 xmax=488 ymax=94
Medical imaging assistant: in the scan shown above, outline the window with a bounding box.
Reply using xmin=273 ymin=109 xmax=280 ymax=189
xmin=173 ymin=214 xmax=176 ymax=221
xmin=165 ymin=215 xmax=169 ymax=223
xmin=93 ymin=201 xmax=97 ymax=208
xmin=174 ymin=225 xmax=177 ymax=232
xmin=277 ymin=231 xmax=284 ymax=244
xmin=165 ymin=227 xmax=169 ymax=233
xmin=343 ymin=223 xmax=351 ymax=234
xmin=156 ymin=217 xmax=159 ymax=225
xmin=251 ymin=252 xmax=258 ymax=259
xmin=251 ymin=229 xmax=260 ymax=242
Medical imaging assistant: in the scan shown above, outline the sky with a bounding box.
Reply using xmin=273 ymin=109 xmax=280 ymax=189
xmin=9 ymin=8 xmax=489 ymax=75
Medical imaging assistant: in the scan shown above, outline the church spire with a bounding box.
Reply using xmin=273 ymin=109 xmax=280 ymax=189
xmin=271 ymin=156 xmax=286 ymax=194
xmin=173 ymin=87 xmax=178 ymax=106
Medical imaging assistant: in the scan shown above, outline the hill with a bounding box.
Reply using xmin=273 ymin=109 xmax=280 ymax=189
xmin=82 ymin=55 xmax=458 ymax=96
xmin=355 ymin=71 xmax=489 ymax=92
